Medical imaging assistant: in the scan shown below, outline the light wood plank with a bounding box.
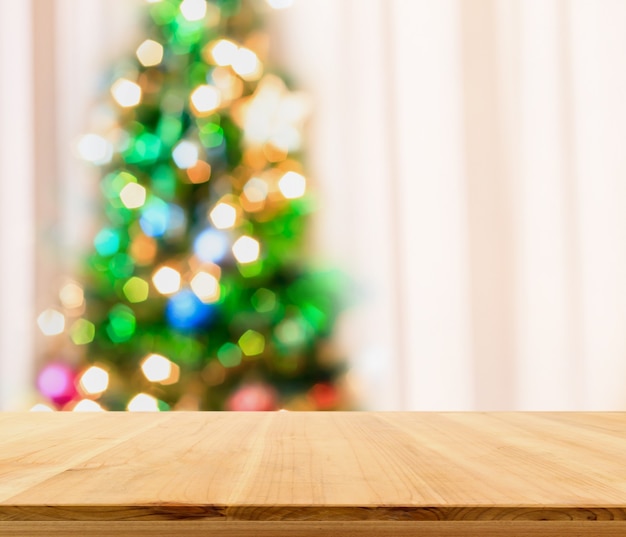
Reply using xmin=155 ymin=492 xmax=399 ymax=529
xmin=1 ymin=411 xmax=626 ymax=532
xmin=0 ymin=413 xmax=170 ymax=502
xmin=2 ymin=521 xmax=626 ymax=537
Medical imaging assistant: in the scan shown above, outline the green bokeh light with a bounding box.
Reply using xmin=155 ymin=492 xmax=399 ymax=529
xmin=251 ymin=288 xmax=276 ymax=313
xmin=109 ymin=253 xmax=134 ymax=279
xmin=151 ymin=165 xmax=178 ymax=200
xmin=157 ymin=116 xmax=183 ymax=147
xmin=199 ymin=122 xmax=224 ymax=148
xmin=106 ymin=304 xmax=136 ymax=343
xmin=70 ymin=319 xmax=95 ymax=345
xmin=217 ymin=342 xmax=242 ymax=368
xmin=123 ymin=277 xmax=150 ymax=303
xmin=238 ymin=329 xmax=265 ymax=357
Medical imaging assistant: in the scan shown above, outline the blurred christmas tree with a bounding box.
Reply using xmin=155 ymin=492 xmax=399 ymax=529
xmin=34 ymin=0 xmax=350 ymax=412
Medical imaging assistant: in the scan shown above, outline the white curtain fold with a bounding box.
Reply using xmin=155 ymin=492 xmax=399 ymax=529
xmin=278 ymin=0 xmax=626 ymax=409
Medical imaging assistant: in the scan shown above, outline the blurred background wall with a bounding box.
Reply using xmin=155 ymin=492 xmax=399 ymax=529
xmin=2 ymin=0 xmax=626 ymax=410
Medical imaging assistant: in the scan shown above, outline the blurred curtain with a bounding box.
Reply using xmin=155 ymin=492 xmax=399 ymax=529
xmin=0 ymin=1 xmax=35 ymax=410
xmin=275 ymin=0 xmax=626 ymax=410
xmin=3 ymin=0 xmax=626 ymax=411
xmin=0 ymin=0 xmax=139 ymax=409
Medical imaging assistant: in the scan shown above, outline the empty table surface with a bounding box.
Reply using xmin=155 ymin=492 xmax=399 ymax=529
xmin=1 ymin=412 xmax=626 ymax=536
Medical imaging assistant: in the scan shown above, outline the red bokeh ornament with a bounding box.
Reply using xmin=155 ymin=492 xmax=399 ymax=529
xmin=226 ymin=382 xmax=278 ymax=411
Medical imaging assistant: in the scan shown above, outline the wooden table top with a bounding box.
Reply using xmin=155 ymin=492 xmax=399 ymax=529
xmin=2 ymin=412 xmax=626 ymax=536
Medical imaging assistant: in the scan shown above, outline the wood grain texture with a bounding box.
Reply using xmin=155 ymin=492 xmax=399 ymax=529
xmin=2 ymin=521 xmax=626 ymax=537
xmin=1 ymin=412 xmax=626 ymax=534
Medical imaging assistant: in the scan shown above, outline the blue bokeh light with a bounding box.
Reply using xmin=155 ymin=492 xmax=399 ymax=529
xmin=165 ymin=289 xmax=217 ymax=331
xmin=140 ymin=198 xmax=170 ymax=237
xmin=193 ymin=228 xmax=229 ymax=263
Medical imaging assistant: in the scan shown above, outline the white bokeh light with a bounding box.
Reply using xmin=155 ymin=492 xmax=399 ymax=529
xmin=110 ymin=78 xmax=142 ymax=108
xmin=232 ymin=235 xmax=260 ymax=264
xmin=172 ymin=140 xmax=199 ymax=169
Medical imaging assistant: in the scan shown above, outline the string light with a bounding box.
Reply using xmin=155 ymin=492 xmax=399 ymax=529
xmin=136 ymin=39 xmax=164 ymax=67
xmin=37 ymin=309 xmax=65 ymax=336
xmin=278 ymin=171 xmax=306 ymax=199
xmin=209 ymin=202 xmax=237 ymax=229
xmin=180 ymin=0 xmax=207 ymax=21
xmin=232 ymin=236 xmax=260 ymax=264
xmin=127 ymin=393 xmax=160 ymax=411
xmin=152 ymin=266 xmax=181 ymax=295
xmin=110 ymin=78 xmax=142 ymax=107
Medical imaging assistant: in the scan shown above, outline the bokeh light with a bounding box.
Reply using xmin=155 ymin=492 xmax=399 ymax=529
xmin=78 ymin=365 xmax=109 ymax=395
xmin=194 ymin=228 xmax=229 ymax=263
xmin=59 ymin=282 xmax=84 ymax=309
xmin=251 ymin=288 xmax=276 ymax=312
xmin=119 ymin=182 xmax=147 ymax=209
xmin=111 ymin=78 xmax=142 ymax=107
xmin=37 ymin=363 xmax=76 ymax=405
xmin=70 ymin=319 xmax=96 ymax=345
xmin=172 ymin=140 xmax=199 ymax=169
xmin=152 ymin=266 xmax=181 ymax=295
xmin=77 ymin=134 xmax=113 ymax=165
xmin=165 ymin=289 xmax=216 ymax=330
xmin=73 ymin=399 xmax=105 ymax=412
xmin=190 ymin=271 xmax=220 ymax=303
xmin=190 ymin=85 xmax=221 ymax=115
xmin=232 ymin=47 xmax=262 ymax=80
xmin=232 ymin=235 xmax=260 ymax=264
xmin=94 ymin=228 xmax=120 ymax=256
xmin=217 ymin=342 xmax=242 ymax=368
xmin=278 ymin=171 xmax=306 ymax=199
xmin=140 ymin=198 xmax=170 ymax=237
xmin=243 ymin=177 xmax=269 ymax=202
xmin=141 ymin=353 xmax=180 ymax=384
xmin=186 ymin=160 xmax=211 ymax=184
xmin=30 ymin=403 xmax=54 ymax=412
xmin=106 ymin=304 xmax=136 ymax=343
xmin=123 ymin=276 xmax=150 ymax=302
xmin=238 ymin=329 xmax=265 ymax=356
xmin=209 ymin=202 xmax=237 ymax=229
xmin=208 ymin=39 xmax=238 ymax=66
xmin=127 ymin=393 xmax=159 ymax=411
xmin=37 ymin=309 xmax=65 ymax=336
xmin=130 ymin=234 xmax=158 ymax=265
xmin=136 ymin=39 xmax=164 ymax=67
xmin=179 ymin=0 xmax=207 ymax=21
